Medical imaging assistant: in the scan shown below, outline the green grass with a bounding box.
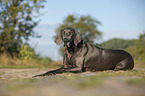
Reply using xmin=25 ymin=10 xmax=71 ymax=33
xmin=125 ymin=76 xmax=145 ymax=86
xmin=134 ymin=58 xmax=145 ymax=68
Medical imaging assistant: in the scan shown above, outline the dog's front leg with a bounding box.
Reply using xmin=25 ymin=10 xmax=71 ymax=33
xmin=32 ymin=66 xmax=65 ymax=77
xmin=64 ymin=67 xmax=82 ymax=73
xmin=32 ymin=66 xmax=82 ymax=77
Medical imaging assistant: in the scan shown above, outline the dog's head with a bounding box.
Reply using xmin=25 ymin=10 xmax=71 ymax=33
xmin=54 ymin=27 xmax=81 ymax=47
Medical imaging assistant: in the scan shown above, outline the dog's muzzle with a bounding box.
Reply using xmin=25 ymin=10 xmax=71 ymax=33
xmin=63 ymin=38 xmax=71 ymax=47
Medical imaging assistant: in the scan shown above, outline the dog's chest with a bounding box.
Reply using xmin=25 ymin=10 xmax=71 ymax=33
xmin=66 ymin=49 xmax=84 ymax=67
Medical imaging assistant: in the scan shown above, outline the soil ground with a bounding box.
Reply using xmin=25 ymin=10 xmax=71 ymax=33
xmin=0 ymin=68 xmax=145 ymax=96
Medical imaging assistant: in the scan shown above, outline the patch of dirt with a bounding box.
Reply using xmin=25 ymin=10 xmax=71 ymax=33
xmin=0 ymin=68 xmax=45 ymax=79
xmin=0 ymin=68 xmax=145 ymax=96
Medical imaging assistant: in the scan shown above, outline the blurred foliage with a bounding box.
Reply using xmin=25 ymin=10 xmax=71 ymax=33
xmin=126 ymin=32 xmax=145 ymax=68
xmin=55 ymin=14 xmax=102 ymax=56
xmin=138 ymin=32 xmax=145 ymax=57
xmin=18 ymin=43 xmax=38 ymax=60
xmin=101 ymin=38 xmax=138 ymax=49
xmin=0 ymin=0 xmax=45 ymax=57
xmin=59 ymin=46 xmax=65 ymax=57
xmin=0 ymin=53 xmax=61 ymax=69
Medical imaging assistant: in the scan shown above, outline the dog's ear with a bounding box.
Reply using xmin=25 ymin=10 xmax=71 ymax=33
xmin=54 ymin=30 xmax=62 ymax=45
xmin=74 ymin=29 xmax=81 ymax=46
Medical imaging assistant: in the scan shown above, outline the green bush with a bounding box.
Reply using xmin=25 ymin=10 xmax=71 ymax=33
xmin=18 ymin=43 xmax=38 ymax=60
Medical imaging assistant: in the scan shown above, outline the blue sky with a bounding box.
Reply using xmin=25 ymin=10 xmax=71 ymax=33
xmin=29 ymin=0 xmax=145 ymax=61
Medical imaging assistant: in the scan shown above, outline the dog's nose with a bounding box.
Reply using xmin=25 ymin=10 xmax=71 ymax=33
xmin=63 ymin=38 xmax=68 ymax=42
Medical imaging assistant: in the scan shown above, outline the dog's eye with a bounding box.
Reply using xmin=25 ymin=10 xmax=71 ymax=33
xmin=68 ymin=32 xmax=71 ymax=36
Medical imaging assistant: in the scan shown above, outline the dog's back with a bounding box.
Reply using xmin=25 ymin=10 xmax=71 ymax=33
xmin=83 ymin=41 xmax=134 ymax=71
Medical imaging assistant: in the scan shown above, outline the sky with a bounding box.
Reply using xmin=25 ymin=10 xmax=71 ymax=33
xmin=29 ymin=0 xmax=145 ymax=61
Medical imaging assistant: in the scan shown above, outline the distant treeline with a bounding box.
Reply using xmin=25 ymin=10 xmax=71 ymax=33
xmin=101 ymin=38 xmax=138 ymax=49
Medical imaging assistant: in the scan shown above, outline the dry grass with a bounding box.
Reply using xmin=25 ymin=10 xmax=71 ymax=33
xmin=0 ymin=54 xmax=62 ymax=69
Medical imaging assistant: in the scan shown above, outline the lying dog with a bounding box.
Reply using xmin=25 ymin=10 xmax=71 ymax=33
xmin=33 ymin=27 xmax=134 ymax=77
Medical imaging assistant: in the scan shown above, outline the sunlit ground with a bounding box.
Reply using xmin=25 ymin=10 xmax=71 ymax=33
xmin=0 ymin=68 xmax=145 ymax=96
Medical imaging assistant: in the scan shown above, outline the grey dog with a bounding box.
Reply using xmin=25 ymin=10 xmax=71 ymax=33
xmin=33 ymin=27 xmax=134 ymax=77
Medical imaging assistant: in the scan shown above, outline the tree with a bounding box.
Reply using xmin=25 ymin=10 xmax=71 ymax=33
xmin=55 ymin=14 xmax=102 ymax=56
xmin=0 ymin=0 xmax=45 ymax=57
xmin=56 ymin=15 xmax=102 ymax=43
xmin=138 ymin=32 xmax=145 ymax=57
xmin=139 ymin=32 xmax=145 ymax=43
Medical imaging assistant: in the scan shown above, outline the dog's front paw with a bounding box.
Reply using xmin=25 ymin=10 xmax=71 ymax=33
xmin=32 ymin=72 xmax=56 ymax=78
